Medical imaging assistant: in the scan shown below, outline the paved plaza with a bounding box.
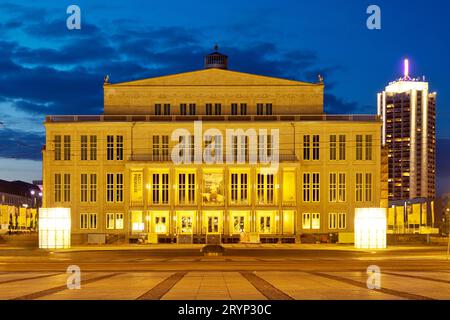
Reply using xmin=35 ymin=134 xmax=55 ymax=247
xmin=0 ymin=245 xmax=449 ymax=300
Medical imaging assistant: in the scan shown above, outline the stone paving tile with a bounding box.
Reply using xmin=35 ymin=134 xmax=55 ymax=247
xmin=329 ymin=271 xmax=450 ymax=300
xmin=383 ymin=271 xmax=450 ymax=283
xmin=39 ymin=272 xmax=173 ymax=300
xmin=256 ymin=271 xmax=401 ymax=300
xmin=0 ymin=272 xmax=58 ymax=283
xmin=0 ymin=272 xmax=108 ymax=300
xmin=162 ymin=272 xmax=265 ymax=300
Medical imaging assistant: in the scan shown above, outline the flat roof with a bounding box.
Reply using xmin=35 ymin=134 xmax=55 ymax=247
xmin=45 ymin=114 xmax=380 ymax=123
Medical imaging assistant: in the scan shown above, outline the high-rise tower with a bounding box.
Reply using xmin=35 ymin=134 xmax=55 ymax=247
xmin=378 ymin=59 xmax=436 ymax=201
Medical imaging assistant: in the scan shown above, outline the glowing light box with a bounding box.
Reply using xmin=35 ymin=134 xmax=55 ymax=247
xmin=39 ymin=208 xmax=71 ymax=249
xmin=354 ymin=208 xmax=387 ymax=249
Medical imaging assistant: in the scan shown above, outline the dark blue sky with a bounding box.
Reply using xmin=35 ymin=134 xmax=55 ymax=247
xmin=0 ymin=0 xmax=449 ymax=194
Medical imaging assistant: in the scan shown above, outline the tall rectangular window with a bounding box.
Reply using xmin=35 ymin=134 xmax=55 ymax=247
xmin=80 ymin=173 xmax=88 ymax=202
xmin=178 ymin=173 xmax=195 ymax=205
xmin=63 ymin=173 xmax=70 ymax=202
xmin=230 ymin=172 xmax=248 ymax=205
xmin=312 ymin=213 xmax=320 ymax=230
xmin=356 ymin=173 xmax=363 ymax=202
xmin=116 ymin=213 xmax=124 ymax=229
xmin=64 ymin=135 xmax=71 ymax=160
xmin=312 ymin=135 xmax=320 ymax=160
xmin=329 ymin=213 xmax=337 ymax=230
xmin=240 ymin=173 xmax=248 ymax=203
xmin=80 ymin=213 xmax=88 ymax=229
xmin=107 ymin=135 xmax=114 ymax=160
xmin=116 ymin=135 xmax=123 ymax=160
xmin=54 ymin=135 xmax=61 ymax=160
xmin=163 ymin=104 xmax=170 ymax=115
xmin=162 ymin=135 xmax=169 ymax=161
xmin=257 ymin=103 xmax=263 ymax=115
xmin=329 ymin=173 xmax=337 ymax=202
xmin=240 ymin=103 xmax=247 ymax=115
xmin=90 ymin=174 xmax=97 ymax=202
xmin=90 ymin=135 xmax=97 ymax=160
xmin=312 ymin=173 xmax=320 ymax=202
xmin=365 ymin=173 xmax=373 ymax=202
xmin=338 ymin=213 xmax=347 ymax=229
xmin=155 ymin=104 xmax=161 ymax=115
xmin=231 ymin=103 xmax=238 ymax=115
xmin=54 ymin=173 xmax=61 ymax=202
xmin=180 ymin=104 xmax=187 ymax=115
xmin=206 ymin=103 xmax=212 ymax=115
xmin=116 ymin=173 xmax=123 ymax=202
xmin=215 ymin=103 xmax=222 ymax=115
xmin=339 ymin=135 xmax=346 ymax=160
xmin=256 ymin=173 xmax=274 ymax=205
xmin=365 ymin=135 xmax=373 ymax=160
xmin=330 ymin=135 xmax=337 ymax=160
xmin=303 ymin=173 xmax=311 ymax=202
xmin=89 ymin=213 xmax=97 ymax=229
xmin=338 ymin=173 xmax=346 ymax=202
xmin=106 ymin=213 xmax=115 ymax=230
xmin=189 ymin=103 xmax=196 ymax=115
xmin=152 ymin=173 xmax=169 ymax=204
xmin=107 ymin=173 xmax=114 ymax=202
xmin=152 ymin=135 xmax=160 ymax=160
xmin=188 ymin=173 xmax=195 ymax=204
xmin=303 ymin=135 xmax=310 ymax=160
xmin=81 ymin=135 xmax=88 ymax=161
xmin=302 ymin=213 xmax=311 ymax=229
xmin=266 ymin=103 xmax=273 ymax=115
xmin=356 ymin=135 xmax=363 ymax=160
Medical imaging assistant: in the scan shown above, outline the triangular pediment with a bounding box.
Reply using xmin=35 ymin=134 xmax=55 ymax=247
xmin=109 ymin=68 xmax=319 ymax=87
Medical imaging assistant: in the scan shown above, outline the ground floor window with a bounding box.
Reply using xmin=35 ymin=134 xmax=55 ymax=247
xmin=302 ymin=213 xmax=311 ymax=229
xmin=233 ymin=216 xmax=245 ymax=233
xmin=328 ymin=213 xmax=337 ymax=230
xmin=80 ymin=213 xmax=97 ymax=230
xmin=303 ymin=212 xmax=320 ymax=230
xmin=80 ymin=213 xmax=88 ymax=229
xmin=131 ymin=211 xmax=144 ymax=232
xmin=204 ymin=211 xmax=222 ymax=234
xmin=257 ymin=211 xmax=274 ymax=234
xmin=230 ymin=211 xmax=248 ymax=234
xmin=155 ymin=216 xmax=167 ymax=233
xmin=338 ymin=213 xmax=347 ymax=230
xmin=150 ymin=211 xmax=169 ymax=234
xmin=208 ymin=216 xmax=219 ymax=233
xmin=106 ymin=213 xmax=124 ymax=230
xmin=177 ymin=211 xmax=195 ymax=234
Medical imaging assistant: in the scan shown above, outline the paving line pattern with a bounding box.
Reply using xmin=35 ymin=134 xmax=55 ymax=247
xmin=11 ymin=273 xmax=122 ymax=300
xmin=137 ymin=272 xmax=187 ymax=300
xmin=310 ymin=272 xmax=434 ymax=300
xmin=240 ymin=272 xmax=294 ymax=300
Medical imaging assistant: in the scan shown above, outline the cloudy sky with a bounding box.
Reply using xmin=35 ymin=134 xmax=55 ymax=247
xmin=0 ymin=0 xmax=449 ymax=194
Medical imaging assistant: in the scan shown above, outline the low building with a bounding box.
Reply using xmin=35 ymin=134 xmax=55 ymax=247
xmin=0 ymin=180 xmax=41 ymax=232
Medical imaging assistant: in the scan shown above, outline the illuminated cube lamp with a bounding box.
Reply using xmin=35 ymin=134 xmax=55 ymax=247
xmin=39 ymin=208 xmax=71 ymax=249
xmin=354 ymin=208 xmax=387 ymax=249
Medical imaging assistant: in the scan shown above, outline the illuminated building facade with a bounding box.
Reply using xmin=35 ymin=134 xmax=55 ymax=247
xmin=378 ymin=60 xmax=436 ymax=201
xmin=43 ymin=49 xmax=385 ymax=244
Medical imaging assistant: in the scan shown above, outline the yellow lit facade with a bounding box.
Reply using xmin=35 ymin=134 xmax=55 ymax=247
xmin=43 ymin=51 xmax=386 ymax=244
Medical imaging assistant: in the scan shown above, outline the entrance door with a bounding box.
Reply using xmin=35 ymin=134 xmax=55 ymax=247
xmin=204 ymin=211 xmax=222 ymax=234
xmin=177 ymin=211 xmax=195 ymax=234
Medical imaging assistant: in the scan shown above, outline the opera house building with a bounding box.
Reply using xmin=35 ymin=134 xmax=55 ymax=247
xmin=43 ymin=49 xmax=386 ymax=244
